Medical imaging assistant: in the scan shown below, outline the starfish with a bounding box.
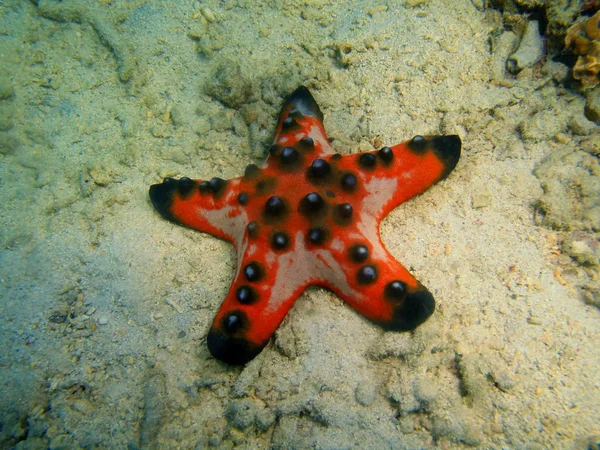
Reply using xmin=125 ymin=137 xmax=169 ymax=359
xmin=149 ymin=86 xmax=461 ymax=365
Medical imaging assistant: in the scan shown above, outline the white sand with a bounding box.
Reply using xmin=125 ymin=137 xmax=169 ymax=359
xmin=0 ymin=0 xmax=598 ymax=448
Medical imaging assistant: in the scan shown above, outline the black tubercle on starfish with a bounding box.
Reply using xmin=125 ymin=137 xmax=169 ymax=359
xmin=357 ymin=265 xmax=378 ymax=284
xmin=199 ymin=181 xmax=211 ymax=194
xmin=177 ymin=177 xmax=196 ymax=197
xmin=244 ymin=164 xmax=261 ymax=179
xmin=349 ymin=244 xmax=369 ymax=263
xmin=244 ymin=262 xmax=263 ymax=282
xmin=299 ymin=192 xmax=327 ymax=219
xmin=208 ymin=177 xmax=227 ymax=196
xmin=384 ymin=280 xmax=406 ymax=301
xmin=270 ymin=231 xmax=290 ymax=250
xmin=408 ymin=135 xmax=428 ymax=152
xmin=247 ymin=221 xmax=259 ymax=238
xmin=238 ymin=192 xmax=249 ymax=205
xmin=333 ymin=203 xmax=353 ymax=225
xmin=378 ymin=147 xmax=394 ymax=164
xmin=358 ymin=153 xmax=377 ymax=169
xmin=307 ymin=226 xmax=328 ymax=245
xmin=341 ymin=173 xmax=358 ymax=191
xmin=280 ymin=147 xmax=299 ymax=165
xmin=282 ymin=116 xmax=300 ymax=131
xmin=264 ymin=196 xmax=286 ymax=217
xmin=223 ymin=311 xmax=245 ymax=333
xmin=308 ymin=158 xmax=331 ymax=178
xmin=299 ymin=136 xmax=315 ymax=150
xmin=236 ymin=286 xmax=258 ymax=304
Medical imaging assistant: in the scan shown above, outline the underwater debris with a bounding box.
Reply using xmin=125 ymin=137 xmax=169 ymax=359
xmin=565 ymin=11 xmax=600 ymax=89
xmin=507 ymin=20 xmax=544 ymax=73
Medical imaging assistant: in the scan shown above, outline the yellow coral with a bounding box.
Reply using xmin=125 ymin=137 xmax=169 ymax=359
xmin=585 ymin=11 xmax=600 ymax=39
xmin=565 ymin=11 xmax=600 ymax=88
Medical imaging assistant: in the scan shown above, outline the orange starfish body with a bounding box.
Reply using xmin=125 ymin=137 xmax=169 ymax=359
xmin=149 ymin=87 xmax=461 ymax=364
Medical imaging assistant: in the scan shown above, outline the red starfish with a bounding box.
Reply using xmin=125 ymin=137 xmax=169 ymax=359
xmin=150 ymin=87 xmax=461 ymax=365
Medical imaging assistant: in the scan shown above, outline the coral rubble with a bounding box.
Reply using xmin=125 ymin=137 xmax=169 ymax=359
xmin=565 ymin=11 xmax=600 ymax=88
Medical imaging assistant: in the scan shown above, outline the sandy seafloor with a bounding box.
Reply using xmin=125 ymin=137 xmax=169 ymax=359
xmin=0 ymin=0 xmax=599 ymax=448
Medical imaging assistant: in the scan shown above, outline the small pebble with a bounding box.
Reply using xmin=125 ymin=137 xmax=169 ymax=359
xmin=49 ymin=311 xmax=67 ymax=324
xmin=165 ymin=298 xmax=183 ymax=313
xmin=355 ymin=382 xmax=377 ymax=406
xmin=415 ymin=377 xmax=438 ymax=404
xmin=201 ymin=7 xmax=217 ymax=23
xmin=520 ymin=109 xmax=568 ymax=142
xmin=98 ymin=316 xmax=108 ymax=325
xmin=554 ymin=133 xmax=569 ymax=144
xmin=472 ymin=192 xmax=491 ymax=209
xmin=66 ymin=290 xmax=78 ymax=305
xmin=569 ymin=114 xmax=596 ymax=135
xmin=507 ymin=20 xmax=543 ymax=73
xmin=226 ymin=399 xmax=256 ymax=430
xmin=256 ymin=408 xmax=276 ymax=431
xmin=584 ymin=88 xmax=600 ymax=122
xmin=491 ymin=369 xmax=515 ymax=391
xmin=0 ymin=80 xmax=14 ymax=100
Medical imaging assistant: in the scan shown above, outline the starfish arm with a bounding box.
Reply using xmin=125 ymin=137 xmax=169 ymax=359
xmin=321 ymin=233 xmax=435 ymax=331
xmin=149 ymin=176 xmax=244 ymax=243
xmin=329 ymin=134 xmax=461 ymax=233
xmin=379 ymin=135 xmax=461 ymax=216
xmin=265 ymin=86 xmax=335 ymax=170
xmin=206 ymin=233 xmax=314 ymax=364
